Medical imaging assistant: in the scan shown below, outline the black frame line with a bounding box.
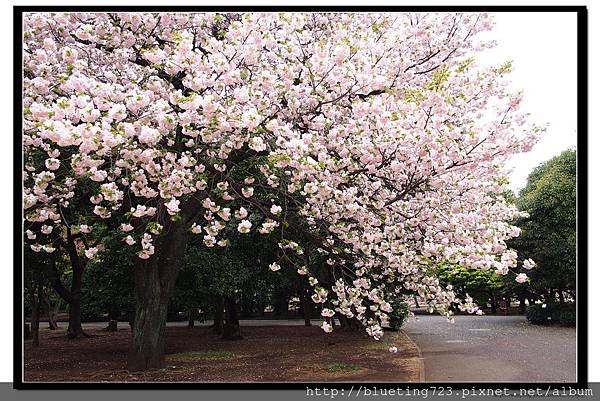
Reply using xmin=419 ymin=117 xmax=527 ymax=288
xmin=12 ymin=4 xmax=589 ymax=391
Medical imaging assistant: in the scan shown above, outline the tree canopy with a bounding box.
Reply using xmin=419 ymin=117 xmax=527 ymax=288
xmin=22 ymin=12 xmax=541 ymax=369
xmin=511 ymin=149 xmax=576 ymax=301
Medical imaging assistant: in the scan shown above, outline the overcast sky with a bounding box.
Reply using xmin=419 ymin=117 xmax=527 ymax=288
xmin=477 ymin=12 xmax=578 ymax=193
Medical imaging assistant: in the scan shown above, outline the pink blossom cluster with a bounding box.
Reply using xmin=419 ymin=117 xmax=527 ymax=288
xmin=22 ymin=12 xmax=539 ymax=337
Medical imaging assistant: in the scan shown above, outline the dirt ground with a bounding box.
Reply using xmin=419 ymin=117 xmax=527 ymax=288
xmin=24 ymin=325 xmax=422 ymax=383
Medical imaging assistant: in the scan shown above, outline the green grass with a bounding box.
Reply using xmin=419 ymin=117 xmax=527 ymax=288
xmin=321 ymin=362 xmax=361 ymax=373
xmin=169 ymin=350 xmax=236 ymax=360
xmin=364 ymin=341 xmax=390 ymax=350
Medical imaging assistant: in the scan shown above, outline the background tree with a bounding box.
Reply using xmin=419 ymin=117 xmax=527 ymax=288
xmin=169 ymin=258 xmax=206 ymax=328
xmin=23 ymin=172 xmax=115 ymax=338
xmin=436 ymin=265 xmax=504 ymax=313
xmin=24 ymin=247 xmax=58 ymax=346
xmin=511 ymin=149 xmax=576 ymax=304
xmin=80 ymin=232 xmax=136 ymax=329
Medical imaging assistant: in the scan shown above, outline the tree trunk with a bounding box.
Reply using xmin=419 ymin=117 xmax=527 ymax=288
xmin=127 ymin=309 xmax=135 ymax=331
xmin=31 ymin=284 xmax=41 ymax=347
xmin=273 ymin=291 xmax=289 ymax=318
xmin=127 ymin=221 xmax=187 ymax=372
xmin=187 ymin=307 xmax=195 ymax=328
xmin=489 ymin=292 xmax=497 ymax=314
xmin=413 ymin=295 xmax=420 ymax=308
xmin=48 ymin=314 xmax=58 ymax=330
xmin=67 ymin=299 xmax=86 ymax=338
xmin=519 ymin=295 xmax=526 ymax=314
xmin=300 ymin=289 xmax=312 ymax=326
xmin=127 ymin=275 xmax=169 ymax=372
xmin=56 ymin=233 xmax=88 ymax=339
xmin=338 ymin=315 xmax=361 ymax=331
xmin=222 ymin=296 xmax=242 ymax=340
xmin=546 ymin=288 xmax=553 ymax=304
xmin=213 ymin=296 xmax=224 ymax=335
xmin=42 ymin=290 xmax=59 ymax=330
xmin=350 ymin=318 xmax=362 ymax=331
xmin=24 ymin=323 xmax=32 ymax=340
xmin=104 ymin=308 xmax=119 ymax=331
xmin=105 ymin=320 xmax=118 ymax=332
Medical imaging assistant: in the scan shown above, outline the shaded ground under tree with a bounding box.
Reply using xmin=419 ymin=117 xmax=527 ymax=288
xmin=24 ymin=325 xmax=421 ymax=382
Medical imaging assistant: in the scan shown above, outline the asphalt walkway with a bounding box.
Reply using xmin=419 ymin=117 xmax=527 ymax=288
xmin=403 ymin=315 xmax=576 ymax=382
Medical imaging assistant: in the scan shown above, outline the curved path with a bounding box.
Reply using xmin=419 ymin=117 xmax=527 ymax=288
xmin=403 ymin=315 xmax=576 ymax=382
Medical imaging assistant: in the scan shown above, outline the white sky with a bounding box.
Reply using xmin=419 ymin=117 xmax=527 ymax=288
xmin=478 ymin=12 xmax=578 ymax=193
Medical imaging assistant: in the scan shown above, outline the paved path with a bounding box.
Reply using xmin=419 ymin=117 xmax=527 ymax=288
xmin=403 ymin=315 xmax=576 ymax=382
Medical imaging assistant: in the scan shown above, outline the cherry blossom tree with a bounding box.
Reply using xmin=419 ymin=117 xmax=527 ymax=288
xmin=23 ymin=12 xmax=539 ymax=371
xmin=23 ymin=176 xmax=110 ymax=338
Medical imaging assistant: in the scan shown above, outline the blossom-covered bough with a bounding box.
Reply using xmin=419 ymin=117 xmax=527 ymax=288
xmin=23 ymin=12 xmax=539 ymax=370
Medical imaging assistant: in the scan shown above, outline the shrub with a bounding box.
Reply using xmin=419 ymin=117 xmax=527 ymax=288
xmin=388 ymin=300 xmax=410 ymax=331
xmin=525 ymin=304 xmax=551 ymax=324
xmin=554 ymin=303 xmax=576 ymax=326
xmin=526 ymin=303 xmax=575 ymax=326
